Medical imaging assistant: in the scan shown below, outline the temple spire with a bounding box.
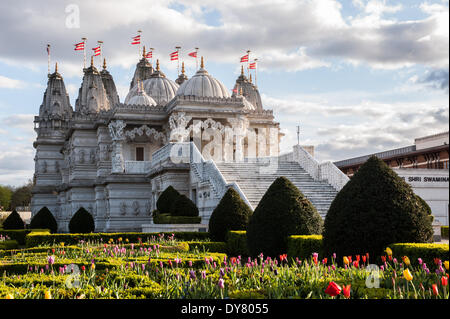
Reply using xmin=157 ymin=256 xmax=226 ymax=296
xmin=90 ymin=55 xmax=94 ymax=67
xmin=156 ymin=59 xmax=160 ymax=71
xmin=200 ymin=56 xmax=204 ymax=69
xmin=103 ymin=58 xmax=107 ymax=70
xmin=142 ymin=46 xmax=146 ymax=58
xmin=55 ymin=62 xmax=58 ymax=73
xmin=181 ymin=61 xmax=185 ymax=74
xmin=241 ymin=65 xmax=244 ymax=76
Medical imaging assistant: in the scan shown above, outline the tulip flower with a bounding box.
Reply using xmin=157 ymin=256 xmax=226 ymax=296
xmin=444 ymin=261 xmax=449 ymax=271
xmin=218 ymin=278 xmax=225 ymax=289
xmin=385 ymin=247 xmax=392 ymax=256
xmin=403 ymin=269 xmax=413 ymax=281
xmin=44 ymin=290 xmax=52 ymax=299
xmin=343 ymin=256 xmax=349 ymax=266
xmin=342 ymin=285 xmax=351 ymax=299
xmin=325 ymin=281 xmax=342 ymax=297
xmin=441 ymin=276 xmax=448 ymax=286
xmin=5 ymin=294 xmax=14 ymax=299
xmin=402 ymin=256 xmax=411 ymax=266
xmin=431 ymin=284 xmax=439 ymax=296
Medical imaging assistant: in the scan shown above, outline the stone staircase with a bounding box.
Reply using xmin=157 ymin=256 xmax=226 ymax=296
xmin=215 ymin=160 xmax=338 ymax=218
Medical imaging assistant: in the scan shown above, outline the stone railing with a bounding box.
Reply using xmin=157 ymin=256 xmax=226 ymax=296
xmin=289 ymin=145 xmax=349 ymax=191
xmin=124 ymin=161 xmax=152 ymax=174
xmin=189 ymin=142 xmax=253 ymax=209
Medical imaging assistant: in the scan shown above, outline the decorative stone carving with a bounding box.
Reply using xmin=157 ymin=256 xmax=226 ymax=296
xmin=169 ymin=112 xmax=192 ymax=142
xmin=89 ymin=149 xmax=96 ymax=164
xmin=109 ymin=120 xmax=126 ymax=173
xmin=108 ymin=120 xmax=126 ymax=141
xmin=54 ymin=161 xmax=60 ymax=173
xmin=145 ymin=200 xmax=152 ymax=216
xmin=78 ymin=149 xmax=85 ymax=164
xmin=119 ymin=201 xmax=127 ymax=215
xmin=132 ymin=201 xmax=140 ymax=216
xmin=125 ymin=125 xmax=167 ymax=143
xmin=41 ymin=161 xmax=47 ymax=173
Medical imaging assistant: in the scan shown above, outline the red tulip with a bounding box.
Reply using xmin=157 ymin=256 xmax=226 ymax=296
xmin=325 ymin=281 xmax=342 ymax=297
xmin=362 ymin=255 xmax=367 ymax=263
xmin=432 ymin=284 xmax=439 ymax=296
xmin=81 ymin=265 xmax=86 ymax=272
xmin=347 ymin=256 xmax=352 ymax=263
xmin=381 ymin=256 xmax=386 ymax=263
xmin=356 ymin=255 xmax=360 ymax=262
xmin=353 ymin=261 xmax=359 ymax=268
xmin=441 ymin=276 xmax=448 ymax=287
xmin=342 ymin=285 xmax=351 ymax=298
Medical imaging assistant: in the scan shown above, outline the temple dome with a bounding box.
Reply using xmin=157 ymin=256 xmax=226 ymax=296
xmin=127 ymin=81 xmax=157 ymax=106
xmin=232 ymin=66 xmax=263 ymax=111
xmin=176 ymin=57 xmax=230 ymax=98
xmin=125 ymin=59 xmax=178 ymax=106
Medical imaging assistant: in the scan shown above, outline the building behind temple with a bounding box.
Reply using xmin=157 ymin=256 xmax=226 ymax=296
xmin=31 ymin=52 xmax=349 ymax=232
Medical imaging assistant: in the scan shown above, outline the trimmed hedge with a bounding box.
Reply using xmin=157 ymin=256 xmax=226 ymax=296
xmin=0 ymin=239 xmax=19 ymax=250
xmin=69 ymin=208 xmax=95 ymax=233
xmin=227 ymin=231 xmax=249 ymax=257
xmin=187 ymin=241 xmax=228 ymax=253
xmin=388 ymin=243 xmax=449 ymax=267
xmin=208 ymin=188 xmax=253 ymax=242
xmin=156 ymin=186 xmax=180 ymax=215
xmin=171 ymin=194 xmax=199 ymax=217
xmin=287 ymin=235 xmax=323 ymax=261
xmin=29 ymin=207 xmax=57 ymax=233
xmin=442 ymin=226 xmax=449 ymax=239
xmin=153 ymin=214 xmax=201 ymax=224
xmin=2 ymin=210 xmax=24 ymax=230
xmin=25 ymin=231 xmax=211 ymax=248
xmin=0 ymin=229 xmax=49 ymax=245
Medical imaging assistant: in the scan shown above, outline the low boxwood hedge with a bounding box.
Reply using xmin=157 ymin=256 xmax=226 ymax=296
xmin=0 ymin=229 xmax=49 ymax=245
xmin=287 ymin=235 xmax=323 ymax=260
xmin=153 ymin=214 xmax=201 ymax=224
xmin=227 ymin=231 xmax=249 ymax=257
xmin=0 ymin=239 xmax=19 ymax=250
xmin=388 ymin=243 xmax=449 ymax=267
xmin=186 ymin=241 xmax=228 ymax=253
xmin=25 ymin=231 xmax=211 ymax=248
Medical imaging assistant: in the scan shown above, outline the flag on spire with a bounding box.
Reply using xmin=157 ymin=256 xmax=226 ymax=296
xmin=74 ymin=42 xmax=85 ymax=51
xmin=145 ymin=51 xmax=152 ymax=59
xmin=188 ymin=51 xmax=197 ymax=58
xmin=131 ymin=34 xmax=141 ymax=45
xmin=240 ymin=54 xmax=249 ymax=62
xmin=92 ymin=46 xmax=101 ymax=57
xmin=170 ymin=51 xmax=179 ymax=61
xmin=248 ymin=62 xmax=256 ymax=69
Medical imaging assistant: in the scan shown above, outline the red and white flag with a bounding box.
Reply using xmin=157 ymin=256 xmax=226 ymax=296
xmin=74 ymin=42 xmax=85 ymax=51
xmin=92 ymin=46 xmax=101 ymax=56
xmin=240 ymin=54 xmax=249 ymax=63
xmin=248 ymin=62 xmax=256 ymax=69
xmin=131 ymin=35 xmax=141 ymax=45
xmin=145 ymin=51 xmax=152 ymax=59
xmin=170 ymin=51 xmax=179 ymax=61
xmin=188 ymin=51 xmax=197 ymax=58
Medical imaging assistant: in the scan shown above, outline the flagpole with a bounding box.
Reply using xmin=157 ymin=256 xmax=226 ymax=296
xmin=98 ymin=41 xmax=103 ymax=69
xmin=47 ymin=44 xmax=51 ymax=75
xmin=82 ymin=37 xmax=87 ymax=69
xmin=150 ymin=47 xmax=155 ymax=67
xmin=254 ymin=58 xmax=258 ymax=86
xmin=137 ymin=30 xmax=142 ymax=59
xmin=195 ymin=47 xmax=199 ymax=70
xmin=247 ymin=50 xmax=251 ymax=78
xmin=176 ymin=46 xmax=181 ymax=75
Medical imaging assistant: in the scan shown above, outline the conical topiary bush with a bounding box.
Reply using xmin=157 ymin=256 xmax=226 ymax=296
xmin=323 ymin=156 xmax=434 ymax=260
xmin=29 ymin=207 xmax=57 ymax=233
xmin=156 ymin=186 xmax=181 ymax=215
xmin=2 ymin=209 xmax=24 ymax=229
xmin=208 ymin=187 xmax=253 ymax=241
xmin=69 ymin=207 xmax=95 ymax=233
xmin=246 ymin=176 xmax=323 ymax=257
xmin=171 ymin=194 xmax=199 ymax=217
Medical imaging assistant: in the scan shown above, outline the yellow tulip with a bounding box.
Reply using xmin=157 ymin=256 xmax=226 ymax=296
xmin=44 ymin=290 xmax=52 ymax=299
xmin=5 ymin=294 xmax=14 ymax=299
xmin=60 ymin=242 xmax=65 ymax=247
xmin=444 ymin=261 xmax=449 ymax=271
xmin=403 ymin=256 xmax=411 ymax=266
xmin=343 ymin=256 xmax=349 ymax=265
xmin=403 ymin=269 xmax=413 ymax=281
xmin=385 ymin=247 xmax=392 ymax=256
xmin=91 ymin=263 xmax=96 ymax=270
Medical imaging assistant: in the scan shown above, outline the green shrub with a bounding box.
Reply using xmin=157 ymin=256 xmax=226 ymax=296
xmin=208 ymin=188 xmax=253 ymax=242
xmin=153 ymin=214 xmax=201 ymax=224
xmin=442 ymin=226 xmax=449 ymax=239
xmin=0 ymin=239 xmax=19 ymax=250
xmin=227 ymin=231 xmax=249 ymax=257
xmin=68 ymin=207 xmax=95 ymax=233
xmin=287 ymin=235 xmax=323 ymax=260
xmin=187 ymin=241 xmax=228 ymax=253
xmin=171 ymin=194 xmax=199 ymax=217
xmin=2 ymin=210 xmax=24 ymax=230
xmin=0 ymin=229 xmax=49 ymax=245
xmin=246 ymin=176 xmax=323 ymax=257
xmin=156 ymin=186 xmax=181 ymax=215
xmin=323 ymin=156 xmax=434 ymax=260
xmin=29 ymin=207 xmax=57 ymax=233
xmin=388 ymin=243 xmax=449 ymax=267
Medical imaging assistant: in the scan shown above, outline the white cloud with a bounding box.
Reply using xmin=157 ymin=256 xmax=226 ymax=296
xmin=0 ymin=75 xmax=25 ymax=89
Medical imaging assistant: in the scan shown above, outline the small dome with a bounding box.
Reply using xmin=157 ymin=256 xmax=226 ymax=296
xmin=176 ymin=57 xmax=230 ymax=98
xmin=232 ymin=66 xmax=263 ymax=111
xmin=127 ymin=82 xmax=157 ymax=106
xmin=125 ymin=59 xmax=178 ymax=106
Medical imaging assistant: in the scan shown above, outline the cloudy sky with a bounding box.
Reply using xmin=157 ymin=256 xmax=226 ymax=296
xmin=0 ymin=0 xmax=448 ymax=186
